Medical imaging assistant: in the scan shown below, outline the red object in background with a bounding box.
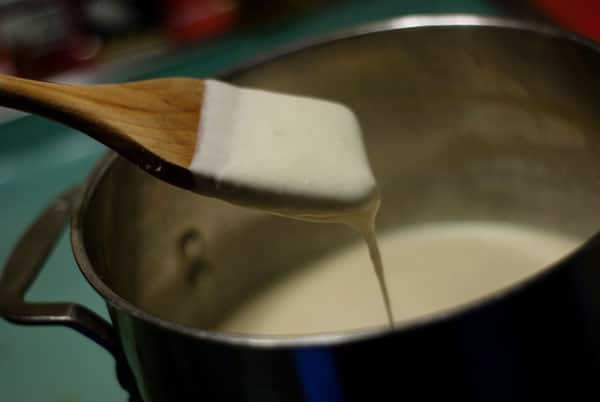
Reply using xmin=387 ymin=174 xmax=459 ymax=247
xmin=0 ymin=0 xmax=99 ymax=79
xmin=532 ymin=0 xmax=600 ymax=41
xmin=14 ymin=35 xmax=99 ymax=79
xmin=163 ymin=0 xmax=238 ymax=44
xmin=0 ymin=46 xmax=16 ymax=75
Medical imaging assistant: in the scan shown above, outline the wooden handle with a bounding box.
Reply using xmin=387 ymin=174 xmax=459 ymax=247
xmin=0 ymin=74 xmax=204 ymax=168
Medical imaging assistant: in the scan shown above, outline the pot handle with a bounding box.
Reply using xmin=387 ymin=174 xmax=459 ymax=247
xmin=0 ymin=188 xmax=117 ymax=354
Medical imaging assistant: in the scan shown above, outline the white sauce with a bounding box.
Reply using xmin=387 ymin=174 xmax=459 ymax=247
xmin=189 ymin=80 xmax=393 ymax=323
xmin=189 ymin=80 xmax=376 ymax=207
xmin=185 ymin=82 xmax=577 ymax=336
xmin=218 ymin=222 xmax=579 ymax=335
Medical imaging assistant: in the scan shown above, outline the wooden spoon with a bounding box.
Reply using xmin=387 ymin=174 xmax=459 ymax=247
xmin=0 ymin=74 xmax=204 ymax=189
xmin=0 ymin=74 xmax=377 ymax=216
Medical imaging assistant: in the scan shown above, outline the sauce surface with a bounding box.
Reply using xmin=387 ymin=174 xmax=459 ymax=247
xmin=218 ymin=222 xmax=579 ymax=335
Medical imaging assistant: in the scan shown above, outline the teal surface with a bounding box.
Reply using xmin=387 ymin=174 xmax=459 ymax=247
xmin=0 ymin=1 xmax=498 ymax=401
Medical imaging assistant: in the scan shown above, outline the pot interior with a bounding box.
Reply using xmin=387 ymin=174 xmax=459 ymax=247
xmin=81 ymin=24 xmax=600 ymax=333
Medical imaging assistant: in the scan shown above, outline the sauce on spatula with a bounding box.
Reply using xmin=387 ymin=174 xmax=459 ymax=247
xmin=189 ymin=80 xmax=394 ymax=325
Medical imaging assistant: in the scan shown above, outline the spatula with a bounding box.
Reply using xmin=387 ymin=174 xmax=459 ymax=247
xmin=0 ymin=75 xmax=377 ymax=217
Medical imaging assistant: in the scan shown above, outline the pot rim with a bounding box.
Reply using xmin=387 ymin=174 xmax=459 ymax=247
xmin=71 ymin=14 xmax=600 ymax=348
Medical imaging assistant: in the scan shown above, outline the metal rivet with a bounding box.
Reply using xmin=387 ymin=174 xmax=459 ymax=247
xmin=180 ymin=229 xmax=205 ymax=262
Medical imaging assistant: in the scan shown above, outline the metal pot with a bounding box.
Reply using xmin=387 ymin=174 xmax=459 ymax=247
xmin=3 ymin=15 xmax=600 ymax=402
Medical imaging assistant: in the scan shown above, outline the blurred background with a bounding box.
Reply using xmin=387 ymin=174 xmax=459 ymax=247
xmin=0 ymin=0 xmax=595 ymax=123
xmin=1 ymin=1 xmax=600 ymax=402
xmin=0 ymin=0 xmax=596 ymax=82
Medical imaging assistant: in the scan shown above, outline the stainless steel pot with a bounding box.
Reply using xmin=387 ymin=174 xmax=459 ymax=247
xmin=4 ymin=15 xmax=600 ymax=402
